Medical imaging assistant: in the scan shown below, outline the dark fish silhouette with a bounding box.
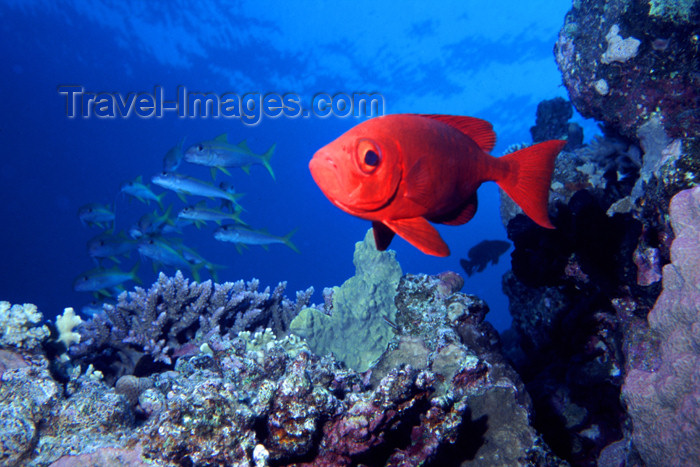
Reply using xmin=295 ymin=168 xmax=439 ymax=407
xmin=460 ymin=239 xmax=511 ymax=276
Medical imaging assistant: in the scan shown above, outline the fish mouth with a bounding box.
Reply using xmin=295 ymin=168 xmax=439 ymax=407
xmin=309 ymin=152 xmax=342 ymax=196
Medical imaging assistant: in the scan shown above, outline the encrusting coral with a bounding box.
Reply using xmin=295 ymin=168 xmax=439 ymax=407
xmin=622 ymin=186 xmax=700 ymax=466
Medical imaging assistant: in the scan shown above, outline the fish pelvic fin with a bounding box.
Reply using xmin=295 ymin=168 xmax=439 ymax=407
xmin=384 ymin=217 xmax=450 ymax=257
xmin=262 ymin=143 xmax=276 ymax=180
xmin=282 ymin=227 xmax=300 ymax=253
xmin=210 ymin=166 xmax=231 ymax=180
xmin=495 ymin=140 xmax=566 ymax=229
xmin=372 ymin=221 xmax=396 ymax=251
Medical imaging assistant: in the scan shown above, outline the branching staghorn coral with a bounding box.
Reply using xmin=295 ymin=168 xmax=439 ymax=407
xmin=69 ymin=271 xmax=313 ymax=376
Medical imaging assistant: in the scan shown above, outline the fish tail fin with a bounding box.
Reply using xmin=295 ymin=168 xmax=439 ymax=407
xmin=163 ymin=204 xmax=174 ymax=221
xmin=282 ymin=228 xmax=300 ymax=253
xmin=495 ymin=140 xmax=566 ymax=229
xmin=156 ymin=192 xmax=166 ymax=210
xmin=191 ymin=264 xmax=203 ymax=283
xmin=262 ymin=143 xmax=276 ymax=180
xmin=205 ymin=262 xmax=226 ymax=282
xmin=129 ymin=262 xmax=142 ymax=284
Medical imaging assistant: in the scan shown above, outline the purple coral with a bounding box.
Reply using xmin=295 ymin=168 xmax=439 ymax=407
xmin=69 ymin=271 xmax=312 ymax=377
xmin=622 ymin=187 xmax=700 ymax=466
xmin=632 ymin=246 xmax=662 ymax=286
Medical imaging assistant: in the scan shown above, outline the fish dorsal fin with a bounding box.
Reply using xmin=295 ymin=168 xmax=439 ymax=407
xmin=372 ymin=221 xmax=396 ymax=251
xmin=430 ymin=193 xmax=478 ymax=226
xmin=238 ymin=140 xmax=251 ymax=151
xmin=403 ymin=158 xmax=435 ymax=208
xmin=135 ymin=175 xmax=143 ymax=183
xmin=383 ymin=217 xmax=450 ymax=257
xmin=420 ymin=114 xmax=496 ymax=153
xmin=214 ymin=133 xmax=228 ymax=142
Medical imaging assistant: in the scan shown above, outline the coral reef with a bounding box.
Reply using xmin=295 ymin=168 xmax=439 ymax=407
xmin=69 ymin=271 xmax=312 ymax=380
xmin=529 ymin=97 xmax=583 ymax=150
xmin=622 ymin=187 xmax=700 ymax=466
xmin=499 ymin=1 xmax=699 ymax=463
xmin=290 ymin=229 xmax=401 ymax=372
xmin=0 ymin=261 xmax=566 ymax=466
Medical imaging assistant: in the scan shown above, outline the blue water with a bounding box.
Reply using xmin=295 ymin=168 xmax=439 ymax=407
xmin=0 ymin=0 xmax=580 ymax=331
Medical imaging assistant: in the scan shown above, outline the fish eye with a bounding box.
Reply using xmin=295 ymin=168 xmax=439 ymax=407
xmin=364 ymin=150 xmax=379 ymax=166
xmin=197 ymin=144 xmax=204 ymax=151
xmin=355 ymin=138 xmax=382 ymax=174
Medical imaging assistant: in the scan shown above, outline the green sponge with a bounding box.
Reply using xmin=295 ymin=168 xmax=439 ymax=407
xmin=290 ymin=229 xmax=402 ymax=371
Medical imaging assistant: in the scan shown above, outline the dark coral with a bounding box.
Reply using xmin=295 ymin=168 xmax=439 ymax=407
xmin=501 ymin=2 xmax=700 ymax=462
xmin=554 ymin=0 xmax=700 ymax=140
xmin=530 ymin=97 xmax=583 ymax=150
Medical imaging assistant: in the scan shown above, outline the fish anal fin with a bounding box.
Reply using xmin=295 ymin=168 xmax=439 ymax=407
xmin=419 ymin=114 xmax=496 ymax=153
xmin=404 ymin=159 xmax=435 ymax=208
xmin=371 ymin=221 xmax=396 ymax=251
xmin=430 ymin=193 xmax=478 ymax=226
xmin=383 ymin=217 xmax=449 ymax=257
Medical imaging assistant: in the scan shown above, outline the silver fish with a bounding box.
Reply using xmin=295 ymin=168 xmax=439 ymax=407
xmin=178 ymin=201 xmax=245 ymax=227
xmin=120 ymin=175 xmax=165 ymax=208
xmin=163 ymin=137 xmax=186 ymax=172
xmin=78 ymin=203 xmax=115 ymax=229
xmin=214 ymin=225 xmax=299 ymax=253
xmin=87 ymin=230 xmax=137 ymax=263
xmin=152 ymin=173 xmax=243 ymax=204
xmin=184 ymin=133 xmax=276 ymax=179
xmin=73 ymin=264 xmax=139 ymax=293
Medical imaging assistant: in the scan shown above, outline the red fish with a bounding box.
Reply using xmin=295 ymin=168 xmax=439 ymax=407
xmin=309 ymin=114 xmax=566 ymax=257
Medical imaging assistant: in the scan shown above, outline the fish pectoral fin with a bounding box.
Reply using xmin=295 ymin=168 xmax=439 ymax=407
xmin=429 ymin=193 xmax=478 ymax=226
xmin=404 ymin=159 xmax=435 ymax=209
xmin=383 ymin=217 xmax=450 ymax=257
xmin=372 ymin=221 xmax=396 ymax=251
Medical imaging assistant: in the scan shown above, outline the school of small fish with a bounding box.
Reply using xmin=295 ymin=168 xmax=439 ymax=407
xmin=75 ymin=134 xmax=296 ymax=316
